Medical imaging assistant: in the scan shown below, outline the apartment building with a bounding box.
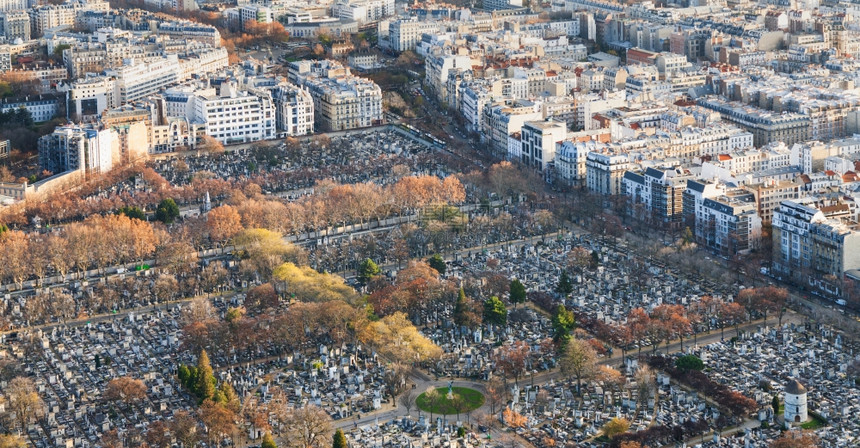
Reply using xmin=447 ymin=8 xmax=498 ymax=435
xmin=332 ymin=0 xmax=394 ymax=24
xmin=0 ymin=11 xmax=29 ymax=42
xmin=425 ymin=53 xmax=473 ymax=101
xmin=106 ymin=55 xmax=180 ymax=105
xmin=746 ymin=179 xmax=801 ymax=224
xmin=484 ymin=0 xmax=523 ymax=10
xmin=69 ymin=75 xmax=116 ymax=119
xmin=0 ymin=0 xmax=26 ymax=12
xmin=696 ymin=189 xmax=762 ymax=255
xmin=556 ymin=140 xmax=588 ymax=187
xmin=239 ymin=5 xmax=273 ymax=27
xmin=38 ymin=125 xmax=114 ymax=176
xmin=156 ymin=22 xmax=221 ymax=47
xmin=459 ymin=81 xmax=497 ymax=134
xmin=290 ymin=60 xmax=382 ymax=132
xmin=699 ymin=98 xmax=811 ymax=147
xmin=29 ymin=0 xmax=109 ymax=37
xmin=0 ymin=94 xmax=62 ymax=123
xmin=270 ymin=83 xmax=314 ymax=136
xmin=622 ymin=166 xmax=688 ymax=226
xmin=69 ymin=46 xmax=227 ymax=116
xmin=576 ymin=91 xmax=627 ymax=131
xmin=484 ymin=99 xmax=542 ymax=155
xmin=63 ymin=41 xmax=160 ymax=79
xmin=772 ymin=199 xmax=860 ymax=293
xmin=102 ymin=103 xmax=152 ymax=145
xmin=176 ymin=82 xmax=275 ymax=144
xmin=518 ymin=120 xmax=566 ymax=171
xmin=683 ymin=178 xmax=726 ymax=230
xmin=389 ymin=18 xmax=438 ymax=52
xmin=586 ymin=152 xmax=628 ymax=195
xmin=176 ymin=47 xmax=229 ymax=81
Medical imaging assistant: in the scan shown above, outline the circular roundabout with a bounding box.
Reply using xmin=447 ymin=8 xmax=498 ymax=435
xmin=416 ymin=386 xmax=484 ymax=415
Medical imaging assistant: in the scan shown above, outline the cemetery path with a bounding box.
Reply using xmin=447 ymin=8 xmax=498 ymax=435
xmin=333 ymin=312 xmax=804 ymax=441
xmin=335 ymin=231 xmax=566 ymax=280
xmin=664 ymin=417 xmax=762 ymax=448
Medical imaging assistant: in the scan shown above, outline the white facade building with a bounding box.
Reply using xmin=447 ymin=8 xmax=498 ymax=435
xmin=107 ymin=55 xmax=180 ymax=105
xmin=519 ymin=120 xmax=567 ymax=171
xmin=389 ymin=18 xmax=438 ymax=53
xmin=332 ymin=0 xmax=394 ymax=24
xmin=271 ymin=83 xmax=314 ymax=136
xmin=38 ymin=125 xmax=114 ymax=175
xmin=184 ymin=83 xmax=276 ymax=144
xmin=586 ymin=151 xmax=629 ymax=195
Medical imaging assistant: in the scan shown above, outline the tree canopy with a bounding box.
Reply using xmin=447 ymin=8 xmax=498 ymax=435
xmin=675 ymin=354 xmax=704 ymax=372
xmin=483 ymin=296 xmax=507 ymax=328
xmin=273 ymin=262 xmax=358 ymax=303
xmin=155 ymin=198 xmax=180 ymax=224
xmin=509 ymin=279 xmax=526 ymax=305
xmin=427 ymin=254 xmax=446 ymax=275
xmin=358 ymin=258 xmax=381 ymax=285
xmin=358 ymin=312 xmax=442 ymax=362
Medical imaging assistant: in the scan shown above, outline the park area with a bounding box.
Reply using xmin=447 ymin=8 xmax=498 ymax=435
xmin=416 ymin=387 xmax=484 ymax=415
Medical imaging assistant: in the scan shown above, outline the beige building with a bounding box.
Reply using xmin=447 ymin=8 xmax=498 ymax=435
xmin=289 ymin=59 xmax=382 ymax=131
xmin=746 ymin=180 xmax=801 ymax=224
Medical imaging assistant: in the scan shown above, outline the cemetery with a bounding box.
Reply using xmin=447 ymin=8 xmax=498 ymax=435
xmin=0 ymin=183 xmax=856 ymax=447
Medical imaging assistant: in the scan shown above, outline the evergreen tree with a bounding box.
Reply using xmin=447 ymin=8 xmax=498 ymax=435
xmin=332 ymin=429 xmax=347 ymax=448
xmin=155 ymin=198 xmax=180 ymax=224
xmin=556 ymin=271 xmax=573 ymax=296
xmin=186 ymin=366 xmax=199 ymax=394
xmin=453 ymin=287 xmax=468 ymax=327
xmin=552 ymin=304 xmax=576 ymax=347
xmin=357 ymin=258 xmax=381 ymax=285
xmin=219 ymin=381 xmax=239 ymax=411
xmin=772 ymin=395 xmax=780 ymax=416
xmin=196 ymin=350 xmax=216 ymax=401
xmin=118 ymin=206 xmax=146 ymax=221
xmin=212 ymin=389 xmax=226 ymax=404
xmin=177 ymin=365 xmax=190 ymax=387
xmin=427 ymin=254 xmax=446 ymax=275
xmin=675 ymin=354 xmax=704 ymax=372
xmin=509 ymin=279 xmax=526 ymax=306
xmin=262 ymin=432 xmax=278 ymax=448
xmin=483 ymin=296 xmax=507 ymax=328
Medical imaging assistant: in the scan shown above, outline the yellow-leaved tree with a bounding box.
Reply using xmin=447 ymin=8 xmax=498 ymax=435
xmin=358 ymin=312 xmax=442 ymax=362
xmin=273 ymin=262 xmax=358 ymax=304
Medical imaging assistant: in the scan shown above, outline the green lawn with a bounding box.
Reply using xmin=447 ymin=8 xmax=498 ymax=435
xmin=416 ymin=387 xmax=484 ymax=415
xmin=800 ymin=413 xmax=827 ymax=430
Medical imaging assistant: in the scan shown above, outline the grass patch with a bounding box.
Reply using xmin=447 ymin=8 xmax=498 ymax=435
xmin=416 ymin=387 xmax=484 ymax=415
xmin=800 ymin=413 xmax=827 ymax=430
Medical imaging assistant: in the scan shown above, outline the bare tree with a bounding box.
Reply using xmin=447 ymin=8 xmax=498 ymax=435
xmin=170 ymin=410 xmax=199 ymax=447
xmin=399 ymin=389 xmax=416 ymax=416
xmin=423 ymin=386 xmax=440 ymax=423
xmin=104 ymin=376 xmax=147 ymax=407
xmin=182 ymin=297 xmax=217 ymax=325
xmin=0 ymin=434 xmax=26 ymax=448
xmin=558 ymin=337 xmax=598 ymax=394
xmin=485 ymin=377 xmax=506 ymax=414
xmin=282 ymin=405 xmax=333 ymax=448
xmin=4 ymin=377 xmax=44 ymax=433
xmin=143 ymin=420 xmax=171 ymax=448
xmin=634 ymin=365 xmax=656 ymax=413
xmin=382 ymin=362 xmax=409 ymax=404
